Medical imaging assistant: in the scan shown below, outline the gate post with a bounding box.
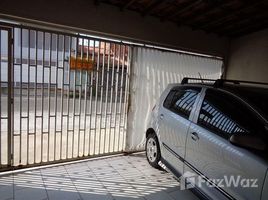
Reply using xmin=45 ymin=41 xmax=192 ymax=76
xmin=7 ymin=27 xmax=13 ymax=167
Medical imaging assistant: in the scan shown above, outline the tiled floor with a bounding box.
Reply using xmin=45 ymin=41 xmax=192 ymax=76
xmin=0 ymin=153 xmax=199 ymax=200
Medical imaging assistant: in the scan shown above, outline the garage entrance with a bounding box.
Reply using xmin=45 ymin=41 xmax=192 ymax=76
xmin=0 ymin=23 xmax=131 ymax=170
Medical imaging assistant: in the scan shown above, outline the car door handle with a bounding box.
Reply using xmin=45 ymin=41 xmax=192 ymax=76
xmin=191 ymin=132 xmax=199 ymax=141
xmin=160 ymin=114 xmax=164 ymax=120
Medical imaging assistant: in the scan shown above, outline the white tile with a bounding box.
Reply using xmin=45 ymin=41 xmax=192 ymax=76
xmin=0 ymin=185 xmax=13 ymax=200
xmin=47 ymin=189 xmax=81 ymax=200
xmin=144 ymin=191 xmax=174 ymax=200
xmin=14 ymin=171 xmax=44 ymax=191
xmin=14 ymin=187 xmax=47 ymax=200
xmin=168 ymin=189 xmax=200 ymax=200
xmin=113 ymin=196 xmax=145 ymax=200
xmin=79 ymin=191 xmax=114 ymax=200
xmin=0 ymin=176 xmax=14 ymax=187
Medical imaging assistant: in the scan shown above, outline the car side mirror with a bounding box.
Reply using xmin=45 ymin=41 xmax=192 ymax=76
xmin=229 ymin=134 xmax=267 ymax=151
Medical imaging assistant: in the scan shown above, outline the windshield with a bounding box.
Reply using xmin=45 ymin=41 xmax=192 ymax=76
xmin=223 ymin=85 xmax=268 ymax=122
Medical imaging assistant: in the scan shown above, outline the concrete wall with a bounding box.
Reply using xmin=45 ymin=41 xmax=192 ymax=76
xmin=0 ymin=0 xmax=229 ymax=57
xmin=226 ymin=28 xmax=268 ymax=82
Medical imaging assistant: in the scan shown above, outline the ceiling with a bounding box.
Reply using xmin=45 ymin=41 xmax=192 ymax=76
xmin=97 ymin=0 xmax=268 ymax=37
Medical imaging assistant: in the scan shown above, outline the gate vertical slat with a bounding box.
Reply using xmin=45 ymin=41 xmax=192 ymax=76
xmin=34 ymin=30 xmax=38 ymax=164
xmin=41 ymin=31 xmax=45 ymax=163
xmin=93 ymin=41 xmax=100 ymax=155
xmin=54 ymin=34 xmax=59 ymax=161
xmin=109 ymin=44 xmax=116 ymax=153
xmin=71 ymin=37 xmax=77 ymax=158
xmin=111 ymin=44 xmax=115 ymax=151
xmin=26 ymin=29 xmax=30 ymax=165
xmin=77 ymin=38 xmax=83 ymax=157
xmin=99 ymin=42 xmax=106 ymax=154
xmin=104 ymin=43 xmax=110 ymax=153
xmin=88 ymin=40 xmax=95 ymax=155
xmin=122 ymin=46 xmax=131 ymax=149
xmin=118 ymin=45 xmax=125 ymax=150
xmin=11 ymin=29 xmax=14 ymax=166
xmin=60 ymin=35 xmax=65 ymax=160
xmin=47 ymin=32 xmax=52 ymax=162
xmin=66 ymin=36 xmax=72 ymax=159
xmin=82 ymin=38 xmax=89 ymax=156
xmin=7 ymin=28 xmax=12 ymax=166
xmin=114 ymin=44 xmax=121 ymax=152
xmin=19 ymin=28 xmax=22 ymax=164
xmin=0 ymin=30 xmax=2 ymax=165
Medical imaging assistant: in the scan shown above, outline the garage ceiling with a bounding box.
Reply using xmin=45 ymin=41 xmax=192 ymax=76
xmin=97 ymin=0 xmax=268 ymax=37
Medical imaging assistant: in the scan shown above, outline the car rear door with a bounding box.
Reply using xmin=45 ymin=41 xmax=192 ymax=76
xmin=185 ymin=88 xmax=268 ymax=200
xmin=159 ymin=86 xmax=201 ymax=175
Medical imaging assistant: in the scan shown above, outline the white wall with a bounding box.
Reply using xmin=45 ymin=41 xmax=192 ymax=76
xmin=226 ymin=28 xmax=268 ymax=82
xmin=0 ymin=0 xmax=229 ymax=57
xmin=126 ymin=47 xmax=223 ymax=151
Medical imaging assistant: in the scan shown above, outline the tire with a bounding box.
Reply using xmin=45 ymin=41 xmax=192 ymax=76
xmin=146 ymin=133 xmax=161 ymax=169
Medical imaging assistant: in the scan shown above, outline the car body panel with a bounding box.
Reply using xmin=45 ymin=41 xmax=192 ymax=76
xmin=147 ymin=84 xmax=186 ymax=174
xmin=185 ymin=122 xmax=267 ymax=200
xmin=159 ymin=105 xmax=191 ymax=174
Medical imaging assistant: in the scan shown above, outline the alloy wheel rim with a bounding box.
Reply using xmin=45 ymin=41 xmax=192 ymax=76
xmin=147 ymin=138 xmax=157 ymax=163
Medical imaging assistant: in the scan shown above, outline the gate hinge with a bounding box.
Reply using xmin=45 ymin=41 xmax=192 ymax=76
xmin=11 ymin=98 xmax=14 ymax=104
xmin=11 ymin=38 xmax=14 ymax=45
xmin=11 ymin=154 xmax=14 ymax=160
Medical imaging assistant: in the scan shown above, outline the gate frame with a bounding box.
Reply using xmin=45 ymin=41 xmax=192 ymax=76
xmin=0 ymin=21 xmax=133 ymax=172
xmin=0 ymin=25 xmax=13 ymax=167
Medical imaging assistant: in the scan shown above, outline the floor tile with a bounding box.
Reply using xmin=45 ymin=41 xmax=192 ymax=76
xmin=46 ymin=189 xmax=81 ymax=200
xmin=0 ymin=185 xmax=14 ymax=200
xmin=144 ymin=191 xmax=174 ymax=200
xmin=79 ymin=192 xmax=114 ymax=200
xmin=168 ymin=189 xmax=200 ymax=200
xmin=0 ymin=153 xmax=200 ymax=200
xmin=14 ymin=187 xmax=47 ymax=200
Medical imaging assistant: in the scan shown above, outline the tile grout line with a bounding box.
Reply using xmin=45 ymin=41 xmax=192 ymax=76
xmin=63 ymin=164 xmax=84 ymax=200
xmin=124 ymin=156 xmax=159 ymax=200
xmin=121 ymin=155 xmax=180 ymax=200
xmin=40 ymin=169 xmax=50 ymax=200
xmin=106 ymin=158 xmax=147 ymax=200
xmin=85 ymin=160 xmax=116 ymax=200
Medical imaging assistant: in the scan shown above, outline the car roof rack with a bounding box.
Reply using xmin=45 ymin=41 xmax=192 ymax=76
xmin=214 ymin=79 xmax=268 ymax=87
xmin=181 ymin=77 xmax=216 ymax=85
xmin=181 ymin=77 xmax=268 ymax=87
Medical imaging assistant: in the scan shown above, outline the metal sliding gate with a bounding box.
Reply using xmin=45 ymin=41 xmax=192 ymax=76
xmin=0 ymin=23 xmax=131 ymax=170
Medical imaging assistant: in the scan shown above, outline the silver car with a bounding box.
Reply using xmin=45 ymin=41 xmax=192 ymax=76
xmin=145 ymin=78 xmax=268 ymax=200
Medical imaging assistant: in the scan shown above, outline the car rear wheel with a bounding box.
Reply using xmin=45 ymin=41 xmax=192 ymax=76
xmin=146 ymin=133 xmax=161 ymax=169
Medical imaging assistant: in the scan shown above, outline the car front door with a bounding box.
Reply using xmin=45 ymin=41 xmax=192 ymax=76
xmin=185 ymin=88 xmax=268 ymax=200
xmin=159 ymin=86 xmax=201 ymax=176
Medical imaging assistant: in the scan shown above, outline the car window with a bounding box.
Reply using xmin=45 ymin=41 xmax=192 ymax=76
xmin=164 ymin=87 xmax=201 ymax=119
xmin=198 ymin=89 xmax=263 ymax=139
xmin=223 ymin=85 xmax=268 ymax=121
